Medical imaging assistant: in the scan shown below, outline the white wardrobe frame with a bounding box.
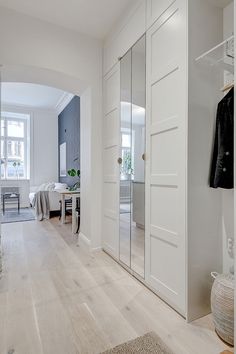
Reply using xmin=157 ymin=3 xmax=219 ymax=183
xmin=102 ymin=0 xmax=234 ymax=322
xmin=102 ymin=64 xmax=120 ymax=260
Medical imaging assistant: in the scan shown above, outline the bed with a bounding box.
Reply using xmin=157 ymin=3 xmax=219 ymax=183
xmin=29 ymin=182 xmax=68 ymax=217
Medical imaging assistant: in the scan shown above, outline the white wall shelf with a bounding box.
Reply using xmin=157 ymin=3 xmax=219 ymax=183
xmin=195 ymin=35 xmax=234 ymax=72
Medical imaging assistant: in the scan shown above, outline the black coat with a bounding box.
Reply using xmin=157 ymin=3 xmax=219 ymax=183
xmin=210 ymin=87 xmax=234 ymax=189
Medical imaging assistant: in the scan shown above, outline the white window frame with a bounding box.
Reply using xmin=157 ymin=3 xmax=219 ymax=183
xmin=1 ymin=112 xmax=30 ymax=180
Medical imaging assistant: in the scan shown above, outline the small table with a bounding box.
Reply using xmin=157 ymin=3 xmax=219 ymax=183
xmin=56 ymin=190 xmax=80 ymax=233
xmin=2 ymin=192 xmax=20 ymax=214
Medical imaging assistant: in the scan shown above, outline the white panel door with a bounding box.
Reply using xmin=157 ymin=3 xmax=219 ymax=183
xmin=103 ymin=1 xmax=146 ymax=75
xmin=146 ymin=0 xmax=177 ymax=29
xmin=146 ymin=0 xmax=187 ymax=315
xmin=102 ymin=64 xmax=120 ymax=258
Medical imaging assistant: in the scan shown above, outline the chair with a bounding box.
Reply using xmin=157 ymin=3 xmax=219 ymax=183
xmin=75 ymin=197 xmax=80 ymax=233
xmin=59 ymin=197 xmax=72 ymax=220
xmin=1 ymin=187 xmax=20 ymax=214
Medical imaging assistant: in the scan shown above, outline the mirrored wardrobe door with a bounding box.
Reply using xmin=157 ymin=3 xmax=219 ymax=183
xmin=131 ymin=35 xmax=146 ymax=277
xmin=119 ymin=49 xmax=132 ymax=268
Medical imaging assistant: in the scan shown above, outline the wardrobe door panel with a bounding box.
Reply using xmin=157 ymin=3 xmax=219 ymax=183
xmin=131 ymin=35 xmax=146 ymax=278
xmin=105 ymin=69 xmax=120 ymax=115
xmin=103 ymin=146 xmax=117 ymax=180
xmin=151 ymin=128 xmax=179 ymax=176
xmin=151 ymin=69 xmax=180 ymax=125
xmin=150 ymin=186 xmax=178 ymax=238
xmin=119 ymin=49 xmax=132 ymax=268
xmin=104 ymin=109 xmax=119 ymax=149
xmin=146 ymin=0 xmax=177 ymax=28
xmin=119 ymin=35 xmax=146 ymax=277
xmin=103 ymin=183 xmax=117 ymax=214
xmin=150 ymin=236 xmax=180 ymax=297
xmin=103 ymin=64 xmax=120 ymax=259
xmin=103 ymin=215 xmax=118 ymax=256
xmin=150 ymin=9 xmax=180 ymax=82
xmin=146 ymin=0 xmax=187 ymax=316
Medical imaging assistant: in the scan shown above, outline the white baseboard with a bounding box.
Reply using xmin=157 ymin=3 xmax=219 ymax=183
xmin=78 ymin=232 xmax=91 ymax=247
xmin=77 ymin=232 xmax=102 ymax=252
xmin=77 ymin=232 xmax=103 ymax=253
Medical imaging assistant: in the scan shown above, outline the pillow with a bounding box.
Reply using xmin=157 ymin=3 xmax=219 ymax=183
xmin=37 ymin=183 xmax=47 ymax=191
xmin=30 ymin=186 xmax=39 ymax=193
xmin=37 ymin=182 xmax=56 ymax=191
xmin=44 ymin=182 xmax=55 ymax=191
xmin=54 ymin=183 xmax=68 ymax=190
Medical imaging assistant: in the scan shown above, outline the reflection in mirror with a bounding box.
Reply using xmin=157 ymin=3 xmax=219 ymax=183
xmin=119 ymin=49 xmax=132 ymax=268
xmin=131 ymin=35 xmax=145 ymax=277
xmin=119 ymin=35 xmax=146 ymax=278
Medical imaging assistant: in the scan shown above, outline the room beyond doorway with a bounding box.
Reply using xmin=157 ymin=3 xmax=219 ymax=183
xmin=0 ymin=82 xmax=80 ymax=229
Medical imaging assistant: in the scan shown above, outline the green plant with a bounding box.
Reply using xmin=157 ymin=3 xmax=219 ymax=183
xmin=67 ymin=168 xmax=80 ymax=177
xmin=13 ymin=161 xmax=21 ymax=168
xmin=13 ymin=160 xmax=21 ymax=179
xmin=67 ymin=169 xmax=80 ymax=191
xmin=121 ymin=151 xmax=133 ymax=176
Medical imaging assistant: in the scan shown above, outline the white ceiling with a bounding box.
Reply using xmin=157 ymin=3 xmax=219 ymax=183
xmin=1 ymin=82 xmax=66 ymax=109
xmin=0 ymin=0 xmax=136 ymax=39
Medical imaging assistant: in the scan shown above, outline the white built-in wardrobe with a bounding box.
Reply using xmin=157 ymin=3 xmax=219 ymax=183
xmin=102 ymin=0 xmax=235 ymax=321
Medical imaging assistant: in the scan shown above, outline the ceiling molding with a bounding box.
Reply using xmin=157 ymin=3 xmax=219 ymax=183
xmin=55 ymin=92 xmax=74 ymax=115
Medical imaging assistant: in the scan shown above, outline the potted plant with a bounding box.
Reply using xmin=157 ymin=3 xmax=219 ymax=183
xmin=13 ymin=161 xmax=21 ymax=179
xmin=121 ymin=151 xmax=133 ymax=180
xmin=67 ymin=168 xmax=80 ymax=191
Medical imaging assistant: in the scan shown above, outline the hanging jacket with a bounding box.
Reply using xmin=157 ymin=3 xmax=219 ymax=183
xmin=210 ymin=87 xmax=234 ymax=189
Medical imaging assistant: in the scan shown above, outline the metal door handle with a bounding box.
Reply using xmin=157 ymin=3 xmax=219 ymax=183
xmin=117 ymin=157 xmax=122 ymax=164
xmin=142 ymin=153 xmax=146 ymax=161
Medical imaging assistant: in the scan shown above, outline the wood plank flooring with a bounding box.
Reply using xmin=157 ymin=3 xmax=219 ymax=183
xmin=0 ymin=219 xmax=232 ymax=354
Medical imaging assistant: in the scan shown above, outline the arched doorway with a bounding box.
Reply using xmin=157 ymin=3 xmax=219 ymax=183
xmin=0 ymin=64 xmax=102 ymax=249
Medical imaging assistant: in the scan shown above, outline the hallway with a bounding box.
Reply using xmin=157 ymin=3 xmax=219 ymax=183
xmin=0 ymin=220 xmax=229 ymax=354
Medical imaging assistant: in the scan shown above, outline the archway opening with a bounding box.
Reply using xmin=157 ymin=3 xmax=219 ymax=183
xmin=0 ymin=64 xmax=94 ymax=246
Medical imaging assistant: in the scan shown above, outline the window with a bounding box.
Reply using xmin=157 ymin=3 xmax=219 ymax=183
xmin=0 ymin=112 xmax=30 ymax=180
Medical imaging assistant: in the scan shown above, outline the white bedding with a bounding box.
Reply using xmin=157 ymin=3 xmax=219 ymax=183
xmin=30 ymin=191 xmax=61 ymax=211
xmin=29 ymin=183 xmax=68 ymax=213
xmin=29 ymin=192 xmax=35 ymax=206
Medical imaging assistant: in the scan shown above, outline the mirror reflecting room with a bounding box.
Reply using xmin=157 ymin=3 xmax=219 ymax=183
xmin=119 ymin=35 xmax=146 ymax=278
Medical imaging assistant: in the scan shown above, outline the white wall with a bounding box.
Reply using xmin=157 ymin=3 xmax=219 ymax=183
xmin=0 ymin=6 xmax=103 ymax=248
xmin=80 ymin=89 xmax=92 ymax=245
xmin=222 ymin=1 xmax=234 ymax=273
xmin=0 ymin=7 xmax=101 ymax=91
xmin=30 ymin=109 xmax=58 ymax=187
xmin=224 ymin=1 xmax=234 ymax=38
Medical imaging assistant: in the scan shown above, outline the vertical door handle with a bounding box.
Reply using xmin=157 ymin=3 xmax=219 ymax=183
xmin=142 ymin=153 xmax=146 ymax=161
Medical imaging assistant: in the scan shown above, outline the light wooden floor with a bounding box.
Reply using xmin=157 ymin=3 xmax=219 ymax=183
xmin=0 ymin=219 xmax=231 ymax=354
